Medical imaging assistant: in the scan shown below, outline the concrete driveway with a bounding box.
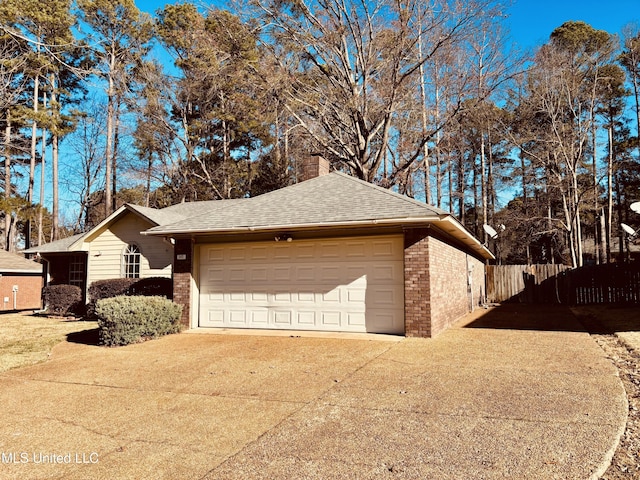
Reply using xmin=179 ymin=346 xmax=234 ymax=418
xmin=0 ymin=305 xmax=627 ymax=479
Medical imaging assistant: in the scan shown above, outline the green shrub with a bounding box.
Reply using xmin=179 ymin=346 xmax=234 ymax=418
xmin=87 ymin=277 xmax=173 ymax=319
xmin=43 ymin=285 xmax=83 ymax=317
xmin=128 ymin=277 xmax=173 ymax=299
xmin=89 ymin=278 xmax=137 ymax=303
xmin=95 ymin=296 xmax=183 ymax=347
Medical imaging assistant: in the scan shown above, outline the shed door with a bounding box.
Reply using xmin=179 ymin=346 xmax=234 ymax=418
xmin=198 ymin=235 xmax=404 ymax=334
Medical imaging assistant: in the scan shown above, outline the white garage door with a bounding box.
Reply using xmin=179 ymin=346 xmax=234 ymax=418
xmin=198 ymin=235 xmax=404 ymax=334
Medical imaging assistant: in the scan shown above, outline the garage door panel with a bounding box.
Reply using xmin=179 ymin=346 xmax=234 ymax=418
xmin=345 ymin=241 xmax=367 ymax=257
xmin=297 ymin=266 xmax=316 ymax=281
xmin=228 ymin=247 xmax=246 ymax=261
xmin=249 ymin=246 xmax=269 ymax=260
xmin=229 ymin=310 xmax=248 ymax=325
xmin=320 ymin=311 xmax=341 ymax=326
xmin=273 ymin=311 xmax=292 ymax=326
xmin=274 ymin=292 xmax=292 ymax=302
xmin=296 ymin=244 xmax=315 ymax=258
xmin=322 ymin=288 xmax=341 ymax=303
xmin=320 ymin=242 xmax=341 ymax=258
xmin=250 ymin=292 xmax=268 ymax=302
xmin=204 ymin=267 xmax=225 ymax=283
xmin=347 ymin=312 xmax=366 ymax=327
xmin=199 ymin=236 xmax=404 ymax=334
xmin=207 ymin=292 xmax=224 ymax=302
xmin=297 ymin=292 xmax=315 ymax=302
xmin=347 ymin=288 xmax=366 ymax=303
xmin=205 ymin=310 xmax=225 ymax=326
xmin=297 ymin=311 xmax=316 ymax=325
xmin=371 ymin=264 xmax=402 ymax=283
xmin=372 ymin=240 xmax=395 ymax=257
xmin=250 ymin=267 xmax=269 ymax=282
xmin=374 ymin=287 xmax=403 ymax=306
xmin=250 ymin=310 xmax=269 ymax=325
xmin=273 ymin=267 xmax=292 ymax=282
xmin=205 ymin=247 xmax=225 ymax=262
xmin=319 ymin=266 xmax=341 ymax=282
xmin=229 ymin=292 xmax=246 ymax=302
xmin=368 ymin=310 xmax=403 ymax=332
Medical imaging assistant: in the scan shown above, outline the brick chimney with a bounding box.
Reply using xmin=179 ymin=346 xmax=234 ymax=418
xmin=299 ymin=155 xmax=330 ymax=182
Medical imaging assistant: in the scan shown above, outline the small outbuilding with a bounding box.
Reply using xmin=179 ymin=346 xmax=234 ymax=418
xmin=0 ymin=249 xmax=43 ymax=312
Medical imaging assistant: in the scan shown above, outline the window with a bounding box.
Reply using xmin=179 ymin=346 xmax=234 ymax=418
xmin=69 ymin=255 xmax=85 ymax=287
xmin=123 ymin=244 xmax=141 ymax=278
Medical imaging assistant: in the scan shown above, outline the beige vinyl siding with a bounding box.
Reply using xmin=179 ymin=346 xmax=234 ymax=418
xmin=86 ymin=212 xmax=173 ymax=284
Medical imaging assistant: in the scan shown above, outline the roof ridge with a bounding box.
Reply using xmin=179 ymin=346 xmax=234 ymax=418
xmin=329 ymin=171 xmax=448 ymax=214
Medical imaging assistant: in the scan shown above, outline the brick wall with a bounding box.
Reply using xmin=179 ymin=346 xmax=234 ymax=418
xmin=403 ymin=227 xmax=487 ymax=338
xmin=0 ymin=274 xmax=43 ymax=311
xmin=173 ymin=239 xmax=194 ymax=328
xmin=427 ymin=236 xmax=471 ymax=335
xmin=468 ymin=255 xmax=486 ymax=308
xmin=403 ymin=228 xmax=432 ymax=337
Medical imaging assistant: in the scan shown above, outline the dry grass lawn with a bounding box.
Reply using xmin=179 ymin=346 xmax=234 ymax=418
xmin=0 ymin=313 xmax=97 ymax=372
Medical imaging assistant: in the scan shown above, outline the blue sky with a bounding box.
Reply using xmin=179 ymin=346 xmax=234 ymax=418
xmin=51 ymin=0 xmax=639 ymax=225
xmin=138 ymin=0 xmax=640 ymax=49
xmin=506 ymin=0 xmax=639 ymax=48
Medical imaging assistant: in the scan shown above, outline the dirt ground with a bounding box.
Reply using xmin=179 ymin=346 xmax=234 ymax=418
xmin=572 ymin=306 xmax=640 ymax=480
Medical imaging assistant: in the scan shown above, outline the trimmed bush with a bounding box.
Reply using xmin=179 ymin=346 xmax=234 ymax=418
xmin=128 ymin=277 xmax=173 ymax=299
xmin=43 ymin=284 xmax=84 ymax=317
xmin=89 ymin=278 xmax=137 ymax=303
xmin=87 ymin=277 xmax=173 ymax=319
xmin=95 ymin=296 xmax=183 ymax=347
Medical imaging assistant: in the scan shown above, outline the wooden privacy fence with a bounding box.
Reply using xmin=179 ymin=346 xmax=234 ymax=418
xmin=486 ymin=263 xmax=640 ymax=305
xmin=486 ymin=264 xmax=570 ymax=303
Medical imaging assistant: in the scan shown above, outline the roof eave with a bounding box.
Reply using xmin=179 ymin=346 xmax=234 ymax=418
xmin=432 ymin=215 xmax=495 ymax=260
xmin=143 ymin=215 xmax=494 ymax=260
xmin=142 ymin=217 xmax=442 ymax=237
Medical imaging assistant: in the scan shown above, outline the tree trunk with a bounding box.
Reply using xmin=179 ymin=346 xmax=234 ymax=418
xmin=38 ymin=101 xmax=47 ymax=246
xmin=480 ymin=134 xmax=487 ymax=243
xmin=606 ymin=125 xmax=613 ymax=263
xmin=112 ymin=100 xmax=121 ymax=212
xmin=52 ymin=133 xmax=59 ymax=241
xmin=105 ymin=57 xmax=116 ymax=219
xmin=418 ymin=25 xmax=430 ymax=205
xmin=27 ymin=74 xmax=39 ymax=250
xmin=50 ymin=74 xmax=59 ymax=241
xmin=591 ymin=122 xmax=599 ymax=264
xmin=4 ymin=117 xmax=11 ymax=251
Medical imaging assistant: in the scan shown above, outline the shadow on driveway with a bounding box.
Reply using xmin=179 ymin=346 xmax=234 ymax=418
xmin=461 ymin=303 xmax=587 ymax=332
xmin=463 ymin=302 xmax=640 ymax=337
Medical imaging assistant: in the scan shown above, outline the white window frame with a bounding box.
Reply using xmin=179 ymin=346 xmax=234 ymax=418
xmin=122 ymin=244 xmax=141 ymax=278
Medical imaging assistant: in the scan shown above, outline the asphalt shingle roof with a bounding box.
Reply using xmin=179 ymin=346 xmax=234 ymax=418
xmin=23 ymin=233 xmax=87 ymax=254
xmin=146 ymin=172 xmax=447 ymax=235
xmin=23 ymin=172 xmax=492 ymax=259
xmin=0 ymin=249 xmax=43 ymax=273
